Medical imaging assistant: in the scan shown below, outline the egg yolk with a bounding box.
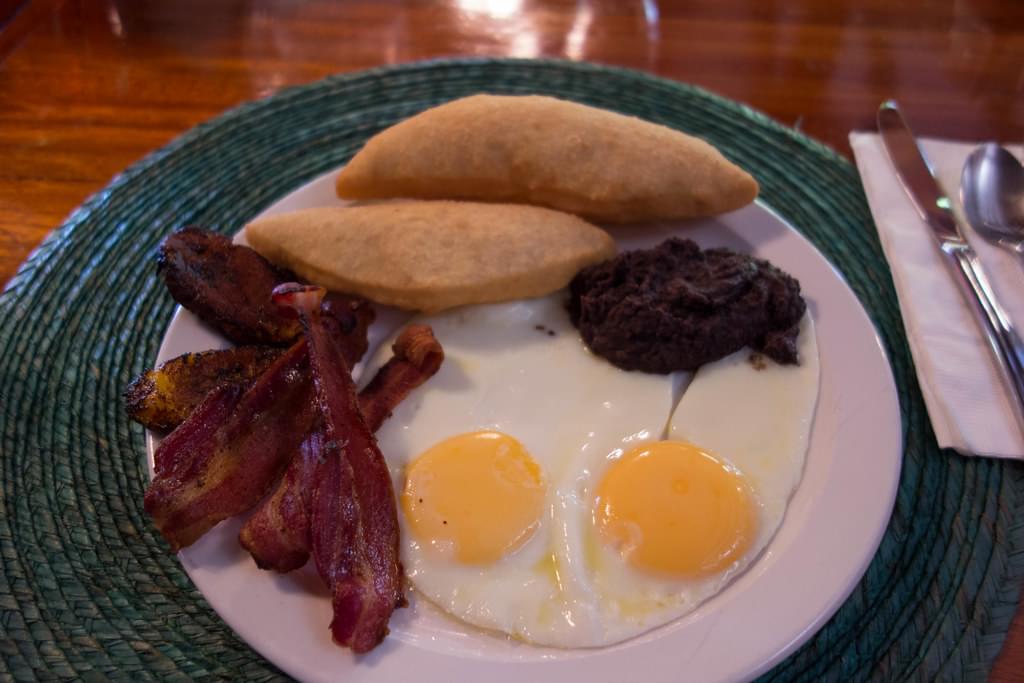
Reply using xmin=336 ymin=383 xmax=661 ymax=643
xmin=403 ymin=431 xmax=545 ymax=565
xmin=594 ymin=441 xmax=757 ymax=578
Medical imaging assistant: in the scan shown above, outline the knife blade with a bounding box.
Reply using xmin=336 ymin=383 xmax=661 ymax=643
xmin=877 ymin=99 xmax=1024 ymax=437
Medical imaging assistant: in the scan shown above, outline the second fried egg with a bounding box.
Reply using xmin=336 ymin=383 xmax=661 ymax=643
xmin=563 ymin=314 xmax=819 ymax=645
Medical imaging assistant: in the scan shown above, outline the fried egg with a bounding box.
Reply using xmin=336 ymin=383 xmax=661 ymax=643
xmin=364 ymin=296 xmax=818 ymax=648
xmin=362 ymin=293 xmax=675 ymax=646
xmin=564 ymin=314 xmax=819 ymax=644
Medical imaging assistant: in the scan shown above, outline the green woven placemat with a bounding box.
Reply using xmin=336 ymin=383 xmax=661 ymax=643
xmin=0 ymin=58 xmax=1021 ymax=682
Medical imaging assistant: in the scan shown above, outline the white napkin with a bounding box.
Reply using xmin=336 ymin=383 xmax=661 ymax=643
xmin=850 ymin=133 xmax=1024 ymax=459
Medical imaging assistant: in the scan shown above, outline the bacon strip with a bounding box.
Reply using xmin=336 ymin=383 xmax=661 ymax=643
xmin=273 ymin=283 xmax=403 ymax=653
xmin=151 ymin=383 xmax=245 ymax=478
xmin=239 ymin=324 xmax=443 ymax=573
xmin=144 ymin=340 xmax=318 ymax=550
xmin=358 ymin=324 xmax=444 ymax=433
xmin=238 ymin=428 xmax=324 ymax=572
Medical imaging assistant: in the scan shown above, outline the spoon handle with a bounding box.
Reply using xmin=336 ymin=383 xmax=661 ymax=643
xmin=944 ymin=242 xmax=1024 ymax=434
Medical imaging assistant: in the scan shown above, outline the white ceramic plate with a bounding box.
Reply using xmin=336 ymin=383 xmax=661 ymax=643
xmin=147 ymin=169 xmax=902 ymax=683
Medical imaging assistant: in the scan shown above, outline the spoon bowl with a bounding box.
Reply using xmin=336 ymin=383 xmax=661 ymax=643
xmin=961 ymin=143 xmax=1024 ymax=259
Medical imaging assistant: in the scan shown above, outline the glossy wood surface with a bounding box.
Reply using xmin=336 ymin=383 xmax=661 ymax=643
xmin=1 ymin=1 xmax=1022 ymax=679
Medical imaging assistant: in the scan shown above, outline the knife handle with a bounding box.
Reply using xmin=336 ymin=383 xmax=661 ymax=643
xmin=944 ymin=242 xmax=1024 ymax=434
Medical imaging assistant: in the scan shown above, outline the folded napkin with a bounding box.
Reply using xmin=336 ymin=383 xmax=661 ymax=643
xmin=850 ymin=133 xmax=1024 ymax=459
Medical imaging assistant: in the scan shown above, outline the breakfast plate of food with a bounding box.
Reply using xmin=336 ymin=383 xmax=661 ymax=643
xmin=127 ymin=94 xmax=901 ymax=682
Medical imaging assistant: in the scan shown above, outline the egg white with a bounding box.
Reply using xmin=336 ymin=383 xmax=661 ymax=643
xmin=362 ymin=293 xmax=676 ymax=646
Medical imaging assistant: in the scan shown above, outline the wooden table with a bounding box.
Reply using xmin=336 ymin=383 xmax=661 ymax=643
xmin=1 ymin=0 xmax=1021 ymax=679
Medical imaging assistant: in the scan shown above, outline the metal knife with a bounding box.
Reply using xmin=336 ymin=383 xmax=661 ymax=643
xmin=877 ymin=99 xmax=1024 ymax=436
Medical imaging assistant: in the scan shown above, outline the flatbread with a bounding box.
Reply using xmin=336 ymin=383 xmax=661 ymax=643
xmin=335 ymin=95 xmax=758 ymax=224
xmin=245 ymin=202 xmax=616 ymax=312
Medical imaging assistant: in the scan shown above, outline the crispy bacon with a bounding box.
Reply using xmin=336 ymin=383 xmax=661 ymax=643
xmin=158 ymin=228 xmax=374 ymax=347
xmin=144 ymin=340 xmax=318 ymax=550
xmin=139 ymin=297 xmax=373 ymax=549
xmin=238 ymin=428 xmax=324 ymax=572
xmin=151 ymin=383 xmax=245 ymax=478
xmin=273 ymin=283 xmax=403 ymax=653
xmin=358 ymin=324 xmax=444 ymax=433
xmin=239 ymin=324 xmax=444 ymax=573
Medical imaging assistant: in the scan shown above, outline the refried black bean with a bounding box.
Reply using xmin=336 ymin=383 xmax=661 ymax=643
xmin=567 ymin=238 xmax=806 ymax=373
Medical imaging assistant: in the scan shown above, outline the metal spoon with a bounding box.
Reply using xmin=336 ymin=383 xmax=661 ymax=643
xmin=961 ymin=143 xmax=1024 ymax=262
